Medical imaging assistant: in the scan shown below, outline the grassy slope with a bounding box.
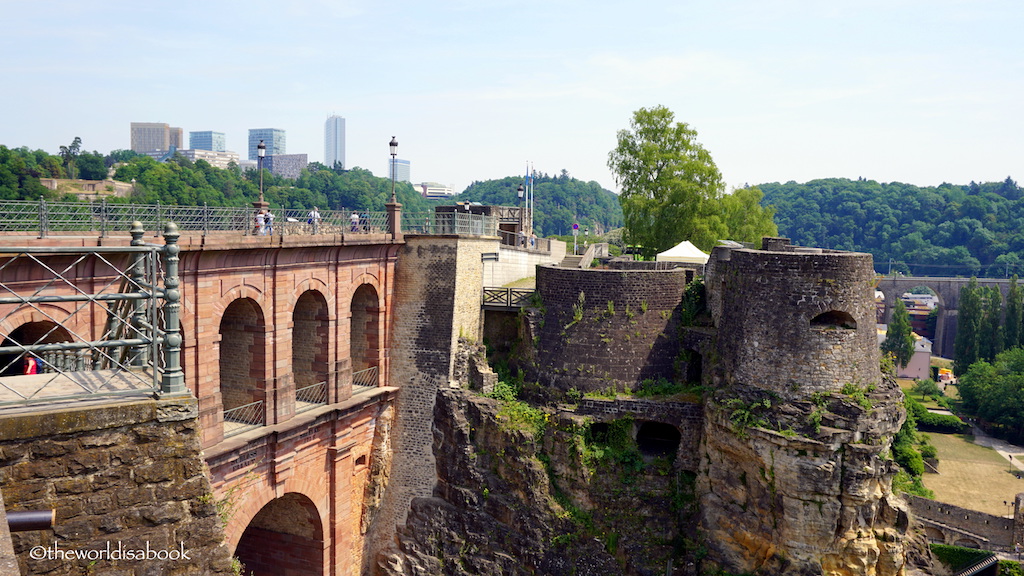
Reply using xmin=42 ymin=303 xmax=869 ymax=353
xmin=922 ymin=432 xmax=1023 ymax=516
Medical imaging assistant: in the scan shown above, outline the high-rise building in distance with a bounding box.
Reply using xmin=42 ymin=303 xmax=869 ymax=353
xmin=389 ymin=158 xmax=411 ymax=183
xmin=131 ymin=122 xmax=183 ymax=154
xmin=324 ymin=116 xmax=345 ymax=169
xmin=190 ymin=131 xmax=226 ymax=152
xmin=248 ymin=129 xmax=286 ymax=160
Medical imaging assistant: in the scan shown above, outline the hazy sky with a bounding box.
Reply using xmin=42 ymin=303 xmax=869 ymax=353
xmin=3 ymin=0 xmax=1022 ymax=194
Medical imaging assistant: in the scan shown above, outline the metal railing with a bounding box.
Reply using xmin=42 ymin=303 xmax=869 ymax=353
xmin=295 ymin=381 xmax=328 ymax=412
xmin=352 ymin=366 xmax=379 ymax=389
xmin=482 ymin=287 xmax=535 ymax=308
xmin=2 ymin=199 xmax=389 ymax=237
xmin=0 ymin=222 xmax=185 ymax=407
xmin=496 ymin=229 xmax=550 ymax=252
xmin=403 ymin=211 xmax=497 ymax=236
xmin=223 ymin=399 xmax=264 ymax=437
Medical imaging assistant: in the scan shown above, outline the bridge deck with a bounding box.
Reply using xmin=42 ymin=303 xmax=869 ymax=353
xmin=0 ymin=368 xmax=156 ymax=409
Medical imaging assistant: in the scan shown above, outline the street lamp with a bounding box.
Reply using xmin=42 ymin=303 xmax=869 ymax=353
xmin=389 ymin=136 xmax=398 ymax=203
xmin=257 ymin=139 xmax=266 ymax=204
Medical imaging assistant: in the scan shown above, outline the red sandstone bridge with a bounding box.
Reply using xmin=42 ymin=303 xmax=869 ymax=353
xmin=0 ymin=201 xmax=562 ymax=576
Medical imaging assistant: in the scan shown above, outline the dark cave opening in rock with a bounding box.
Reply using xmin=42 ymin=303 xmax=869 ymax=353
xmin=636 ymin=421 xmax=680 ymax=458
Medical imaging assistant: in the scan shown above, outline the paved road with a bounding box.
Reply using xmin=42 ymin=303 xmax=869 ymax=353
xmin=971 ymin=424 xmax=1024 ymax=474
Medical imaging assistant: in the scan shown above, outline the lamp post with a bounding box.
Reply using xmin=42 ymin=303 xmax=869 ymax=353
xmin=257 ymin=139 xmax=266 ymax=204
xmin=389 ymin=136 xmax=398 ymax=203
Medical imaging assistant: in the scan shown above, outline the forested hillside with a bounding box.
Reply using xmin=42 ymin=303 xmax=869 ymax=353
xmin=760 ymin=177 xmax=1024 ymax=277
xmin=456 ymin=171 xmax=623 ymax=237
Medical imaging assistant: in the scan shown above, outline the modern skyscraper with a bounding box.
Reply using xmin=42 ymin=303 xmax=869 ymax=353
xmin=324 ymin=116 xmax=345 ymax=169
xmin=130 ymin=122 xmax=183 ymax=153
xmin=248 ymin=129 xmax=286 ymax=160
xmin=189 ymin=131 xmax=226 ymax=152
xmin=389 ymin=158 xmax=411 ymax=183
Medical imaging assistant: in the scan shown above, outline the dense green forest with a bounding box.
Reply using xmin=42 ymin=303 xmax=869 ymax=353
xmin=455 ymin=171 xmax=623 ymax=237
xmin=760 ymin=177 xmax=1024 ymax=277
xmin=0 ymin=145 xmax=621 ymax=236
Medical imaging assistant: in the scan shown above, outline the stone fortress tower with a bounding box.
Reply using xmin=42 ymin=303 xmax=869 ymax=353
xmin=697 ymin=238 xmax=915 ymax=575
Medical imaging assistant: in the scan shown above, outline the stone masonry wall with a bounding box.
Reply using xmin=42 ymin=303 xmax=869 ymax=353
xmin=905 ymin=494 xmax=1015 ymax=550
xmin=0 ymin=395 xmax=233 ymax=576
xmin=575 ymin=398 xmax=704 ymax=472
xmin=523 ymin=265 xmax=689 ymax=393
xmin=706 ymin=242 xmax=880 ymax=399
xmin=368 ymin=235 xmax=498 ymax=570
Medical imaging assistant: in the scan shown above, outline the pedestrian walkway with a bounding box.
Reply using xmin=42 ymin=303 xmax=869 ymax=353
xmin=971 ymin=425 xmax=1024 ymax=474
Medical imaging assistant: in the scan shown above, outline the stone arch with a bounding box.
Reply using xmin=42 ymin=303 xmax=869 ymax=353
xmin=234 ymin=492 xmax=325 ymax=576
xmin=0 ymin=320 xmax=74 ymax=376
xmin=810 ymin=310 xmax=858 ymax=330
xmin=350 ymin=283 xmax=381 ymax=381
xmin=953 ymin=537 xmax=980 ymax=549
xmin=923 ymin=526 xmax=946 ymax=544
xmin=293 ymin=290 xmax=330 ymax=404
xmin=636 ymin=421 xmax=681 ymax=458
xmin=219 ymin=298 xmax=267 ymax=426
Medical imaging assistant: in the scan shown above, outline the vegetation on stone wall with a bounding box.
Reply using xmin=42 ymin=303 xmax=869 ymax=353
xmin=891 ymin=398 xmax=936 ymax=498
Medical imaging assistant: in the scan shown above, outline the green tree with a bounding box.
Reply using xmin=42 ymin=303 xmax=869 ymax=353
xmin=608 ymin=105 xmax=727 ymax=256
xmin=883 ymin=299 xmax=915 ymax=368
xmin=979 ymin=286 xmax=1004 ymax=362
xmin=1006 ymin=275 xmax=1022 ymax=350
xmin=912 ymin=378 xmax=941 ymax=400
xmin=954 ymin=278 xmax=982 ymax=375
xmin=58 ymin=136 xmax=81 ymax=179
xmin=719 ymin=186 xmax=778 ymax=245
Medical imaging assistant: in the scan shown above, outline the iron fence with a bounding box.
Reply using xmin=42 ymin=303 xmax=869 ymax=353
xmin=296 ymin=381 xmax=328 ymax=412
xmin=352 ymin=366 xmax=379 ymax=389
xmin=403 ymin=211 xmax=497 ymax=236
xmin=223 ymin=400 xmax=265 ymax=437
xmin=3 ymin=199 xmax=389 ymax=237
xmin=482 ymin=287 xmax=535 ymax=308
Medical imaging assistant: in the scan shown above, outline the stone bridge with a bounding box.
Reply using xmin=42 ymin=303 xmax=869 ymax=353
xmin=876 ymin=276 xmax=1012 ymax=358
xmin=0 ymin=225 xmax=403 ymax=575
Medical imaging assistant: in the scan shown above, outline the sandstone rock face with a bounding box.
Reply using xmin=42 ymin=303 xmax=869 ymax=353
xmin=376 ymin=389 xmax=698 ymax=576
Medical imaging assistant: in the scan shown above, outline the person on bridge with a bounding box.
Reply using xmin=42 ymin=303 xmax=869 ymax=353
xmin=266 ymin=211 xmax=275 ymax=235
xmin=254 ymin=211 xmax=265 ymax=235
xmin=350 ymin=211 xmax=360 ymax=232
xmin=23 ymin=355 xmax=38 ymax=375
xmin=308 ymin=207 xmax=321 ymax=233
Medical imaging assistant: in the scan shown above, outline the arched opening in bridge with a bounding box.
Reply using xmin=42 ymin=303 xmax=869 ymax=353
xmin=953 ymin=538 xmax=980 ymax=549
xmin=923 ymin=526 xmax=945 ymax=544
xmin=219 ymin=298 xmax=266 ymax=426
xmin=636 ymin=421 xmax=681 ymax=458
xmin=0 ymin=322 xmax=73 ymax=376
xmin=350 ymin=284 xmax=380 ymax=386
xmin=293 ymin=291 xmax=330 ymax=405
xmin=810 ymin=310 xmax=857 ymax=330
xmin=235 ymin=493 xmax=324 ymax=576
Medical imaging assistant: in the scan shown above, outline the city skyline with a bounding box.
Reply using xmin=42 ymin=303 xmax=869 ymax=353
xmin=4 ymin=1 xmax=1024 ymax=195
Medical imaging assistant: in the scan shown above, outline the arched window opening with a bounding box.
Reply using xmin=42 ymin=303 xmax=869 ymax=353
xmin=294 ymin=291 xmax=330 ymax=409
xmin=220 ymin=298 xmax=266 ymax=433
xmin=350 ymin=284 xmax=380 ymax=387
xmin=810 ymin=310 xmax=857 ymax=330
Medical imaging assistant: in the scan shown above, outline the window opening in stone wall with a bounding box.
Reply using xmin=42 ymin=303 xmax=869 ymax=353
xmin=636 ymin=421 xmax=681 ymax=458
xmin=810 ymin=310 xmax=857 ymax=330
xmin=350 ymin=284 xmax=380 ymax=376
xmin=219 ymin=298 xmax=266 ymax=432
xmin=294 ymin=290 xmax=330 ymax=409
xmin=0 ymin=322 xmax=73 ymax=376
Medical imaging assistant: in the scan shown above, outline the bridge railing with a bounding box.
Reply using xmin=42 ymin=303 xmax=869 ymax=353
xmin=223 ymin=400 xmax=265 ymax=437
xmin=482 ymin=287 xmax=535 ymax=308
xmin=0 ymin=222 xmax=187 ymax=407
xmin=2 ymin=199 xmax=389 ymax=237
xmin=352 ymin=366 xmax=379 ymax=390
xmin=402 ymin=211 xmax=496 ymax=237
xmin=296 ymin=381 xmax=328 ymax=412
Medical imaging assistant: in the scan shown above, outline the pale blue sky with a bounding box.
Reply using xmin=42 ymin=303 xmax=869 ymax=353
xmin=3 ymin=0 xmax=1022 ymax=194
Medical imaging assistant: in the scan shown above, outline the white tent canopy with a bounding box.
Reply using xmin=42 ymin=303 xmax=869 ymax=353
xmin=656 ymin=240 xmax=709 ymax=263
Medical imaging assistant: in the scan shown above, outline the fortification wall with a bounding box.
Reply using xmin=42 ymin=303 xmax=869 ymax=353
xmin=905 ymin=494 xmax=1016 ymax=550
xmin=0 ymin=395 xmax=233 ymax=576
xmin=369 ymin=235 xmax=495 ymax=570
xmin=523 ymin=265 xmax=689 ymax=393
xmin=706 ymin=239 xmax=880 ymax=397
xmin=487 ymin=240 xmax=566 ymax=287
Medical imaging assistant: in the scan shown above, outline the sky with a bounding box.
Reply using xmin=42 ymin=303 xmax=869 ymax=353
xmin=2 ymin=0 xmax=1023 ymax=195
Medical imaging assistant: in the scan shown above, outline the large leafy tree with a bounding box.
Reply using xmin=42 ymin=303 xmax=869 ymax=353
xmin=979 ymin=286 xmax=1004 ymax=362
xmin=882 ymin=299 xmax=915 ymax=368
xmin=608 ymin=106 xmax=727 ymax=256
xmin=1006 ymin=275 xmax=1022 ymax=350
xmin=954 ymin=278 xmax=983 ymax=375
